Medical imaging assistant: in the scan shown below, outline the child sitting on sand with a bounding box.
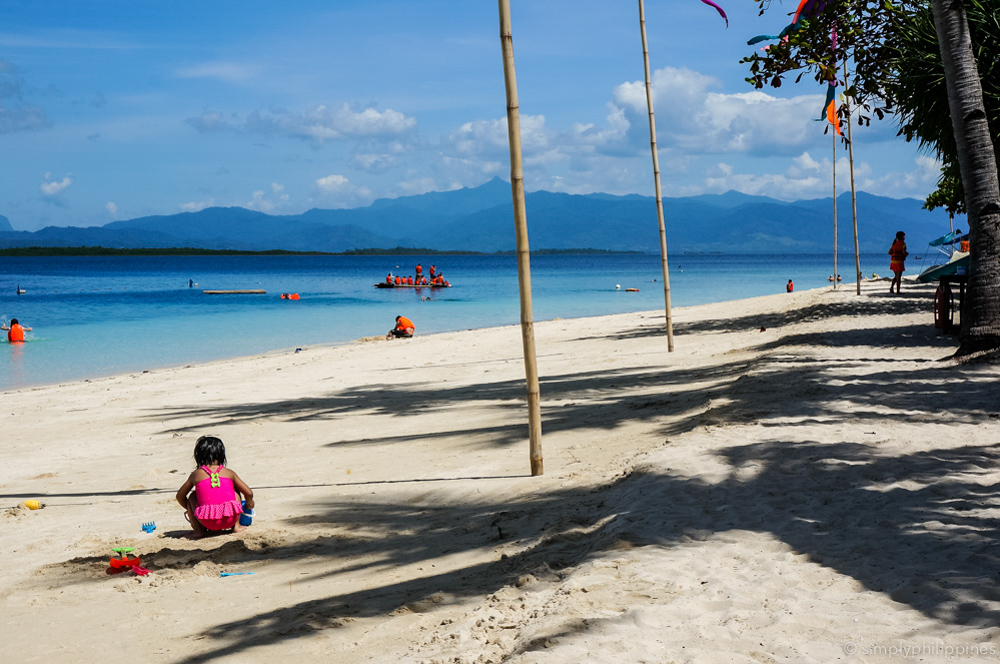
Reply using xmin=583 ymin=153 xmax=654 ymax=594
xmin=175 ymin=436 xmax=254 ymax=539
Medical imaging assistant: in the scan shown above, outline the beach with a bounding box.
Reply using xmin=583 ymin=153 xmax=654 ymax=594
xmin=2 ymin=279 xmax=998 ymax=663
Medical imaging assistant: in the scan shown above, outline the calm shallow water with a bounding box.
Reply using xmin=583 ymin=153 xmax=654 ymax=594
xmin=1 ymin=253 xmax=881 ymax=390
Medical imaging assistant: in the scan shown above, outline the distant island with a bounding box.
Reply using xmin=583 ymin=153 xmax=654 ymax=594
xmin=0 ymin=177 xmax=954 ymax=254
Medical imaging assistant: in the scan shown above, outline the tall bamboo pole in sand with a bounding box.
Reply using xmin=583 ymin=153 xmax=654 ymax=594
xmin=498 ymin=0 xmax=543 ymax=476
xmin=832 ymin=127 xmax=838 ymax=290
xmin=844 ymin=66 xmax=861 ymax=295
xmin=638 ymin=0 xmax=675 ymax=351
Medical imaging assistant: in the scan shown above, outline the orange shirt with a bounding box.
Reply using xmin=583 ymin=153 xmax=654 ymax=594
xmin=7 ymin=324 xmax=25 ymax=342
xmin=396 ymin=316 xmax=414 ymax=331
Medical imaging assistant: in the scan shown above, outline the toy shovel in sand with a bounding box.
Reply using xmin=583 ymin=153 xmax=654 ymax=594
xmin=109 ymin=547 xmax=150 ymax=576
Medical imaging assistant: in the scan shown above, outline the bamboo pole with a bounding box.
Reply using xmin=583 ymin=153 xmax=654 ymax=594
xmin=638 ymin=0 xmax=674 ymax=351
xmin=832 ymin=127 xmax=838 ymax=290
xmin=498 ymin=0 xmax=543 ymax=476
xmin=844 ymin=66 xmax=861 ymax=295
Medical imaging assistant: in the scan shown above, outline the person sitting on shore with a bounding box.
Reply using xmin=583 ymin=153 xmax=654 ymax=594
xmin=387 ymin=315 xmax=415 ymax=339
xmin=175 ymin=436 xmax=254 ymax=540
xmin=2 ymin=318 xmax=32 ymax=343
xmin=786 ymin=279 xmax=794 ymax=293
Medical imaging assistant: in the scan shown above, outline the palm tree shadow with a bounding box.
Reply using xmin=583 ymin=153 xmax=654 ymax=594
xmin=176 ymin=438 xmax=1000 ymax=663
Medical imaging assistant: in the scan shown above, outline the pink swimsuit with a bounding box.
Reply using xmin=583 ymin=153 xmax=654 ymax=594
xmin=193 ymin=465 xmax=243 ymax=530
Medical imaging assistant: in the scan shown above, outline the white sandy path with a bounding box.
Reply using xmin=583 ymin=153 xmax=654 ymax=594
xmin=1 ymin=280 xmax=999 ymax=663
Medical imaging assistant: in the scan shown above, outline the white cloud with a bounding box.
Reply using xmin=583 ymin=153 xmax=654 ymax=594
xmin=351 ymin=142 xmax=411 ymax=173
xmin=184 ymin=103 xmax=417 ymax=144
xmin=694 ymin=152 xmax=939 ymax=201
xmin=184 ymin=111 xmax=233 ymax=133
xmin=245 ymin=183 xmax=290 ymax=212
xmin=791 ymin=152 xmax=822 ymax=173
xmin=40 ymin=173 xmax=72 ymax=196
xmin=106 ymin=201 xmax=117 ymax=216
xmin=448 ymin=114 xmax=551 ymax=157
xmin=314 ymin=174 xmax=372 ymax=207
xmin=316 ymin=174 xmax=351 ymax=193
xmin=180 ymin=199 xmax=215 ymax=212
xmin=174 ymin=62 xmax=258 ymax=82
xmin=612 ymin=67 xmax=832 ymax=157
xmin=397 ymin=177 xmax=442 ymax=196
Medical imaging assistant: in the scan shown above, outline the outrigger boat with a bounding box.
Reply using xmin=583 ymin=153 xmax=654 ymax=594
xmin=374 ymin=282 xmax=451 ymax=289
xmin=916 ymin=229 xmax=970 ymax=283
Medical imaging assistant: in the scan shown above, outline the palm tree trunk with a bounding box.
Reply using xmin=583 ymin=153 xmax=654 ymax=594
xmin=931 ymin=0 xmax=1000 ymax=360
xmin=498 ymin=0 xmax=543 ymax=474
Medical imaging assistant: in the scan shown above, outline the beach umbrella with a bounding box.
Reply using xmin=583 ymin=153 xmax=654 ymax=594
xmin=498 ymin=0 xmax=543 ymax=476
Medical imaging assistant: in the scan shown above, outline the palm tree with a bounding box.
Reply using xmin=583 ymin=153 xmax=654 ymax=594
xmin=931 ymin=0 xmax=1000 ymax=360
xmin=883 ymin=0 xmax=1000 ymax=212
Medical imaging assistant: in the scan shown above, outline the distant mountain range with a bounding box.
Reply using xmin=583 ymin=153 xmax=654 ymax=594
xmin=0 ymin=177 xmax=957 ymax=254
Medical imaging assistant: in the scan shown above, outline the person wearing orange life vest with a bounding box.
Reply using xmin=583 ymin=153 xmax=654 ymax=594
xmin=415 ymin=264 xmax=423 ymax=281
xmin=786 ymin=279 xmax=794 ymax=293
xmin=2 ymin=318 xmax=32 ymax=343
xmin=888 ymin=230 xmax=908 ymax=294
xmin=387 ymin=315 xmax=415 ymax=340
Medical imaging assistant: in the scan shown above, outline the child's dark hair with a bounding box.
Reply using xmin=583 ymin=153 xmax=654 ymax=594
xmin=896 ymin=231 xmax=905 ymax=240
xmin=194 ymin=435 xmax=227 ymax=467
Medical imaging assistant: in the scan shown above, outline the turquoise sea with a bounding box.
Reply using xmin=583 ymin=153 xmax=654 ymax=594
xmin=1 ymin=253 xmax=882 ymax=391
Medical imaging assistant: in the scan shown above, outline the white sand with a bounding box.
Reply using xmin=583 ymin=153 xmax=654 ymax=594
xmin=2 ymin=280 xmax=999 ymax=663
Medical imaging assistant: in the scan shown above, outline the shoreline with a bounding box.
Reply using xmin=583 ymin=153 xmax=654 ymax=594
xmin=4 ymin=279 xmax=996 ymax=663
xmin=1 ymin=280 xmax=882 ymax=395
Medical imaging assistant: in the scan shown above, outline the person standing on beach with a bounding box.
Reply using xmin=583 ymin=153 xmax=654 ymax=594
xmin=888 ymin=231 xmax=908 ymax=294
xmin=2 ymin=318 xmax=32 ymax=343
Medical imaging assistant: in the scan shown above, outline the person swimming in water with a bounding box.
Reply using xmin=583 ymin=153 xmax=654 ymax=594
xmin=2 ymin=318 xmax=32 ymax=343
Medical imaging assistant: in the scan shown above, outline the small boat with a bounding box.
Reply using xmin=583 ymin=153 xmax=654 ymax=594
xmin=202 ymin=289 xmax=267 ymax=294
xmin=916 ymin=251 xmax=969 ymax=283
xmin=374 ymin=282 xmax=451 ymax=289
xmin=916 ymin=229 xmax=970 ymax=283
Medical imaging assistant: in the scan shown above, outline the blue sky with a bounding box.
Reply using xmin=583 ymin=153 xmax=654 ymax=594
xmin=0 ymin=1 xmax=938 ymax=231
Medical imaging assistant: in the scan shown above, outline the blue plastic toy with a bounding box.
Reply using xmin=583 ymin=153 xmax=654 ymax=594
xmin=141 ymin=522 xmax=156 ymax=533
xmin=239 ymin=501 xmax=254 ymax=527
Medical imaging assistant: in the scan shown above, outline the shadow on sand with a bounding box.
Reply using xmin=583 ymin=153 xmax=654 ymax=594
xmin=131 ymin=286 xmax=999 ymax=662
